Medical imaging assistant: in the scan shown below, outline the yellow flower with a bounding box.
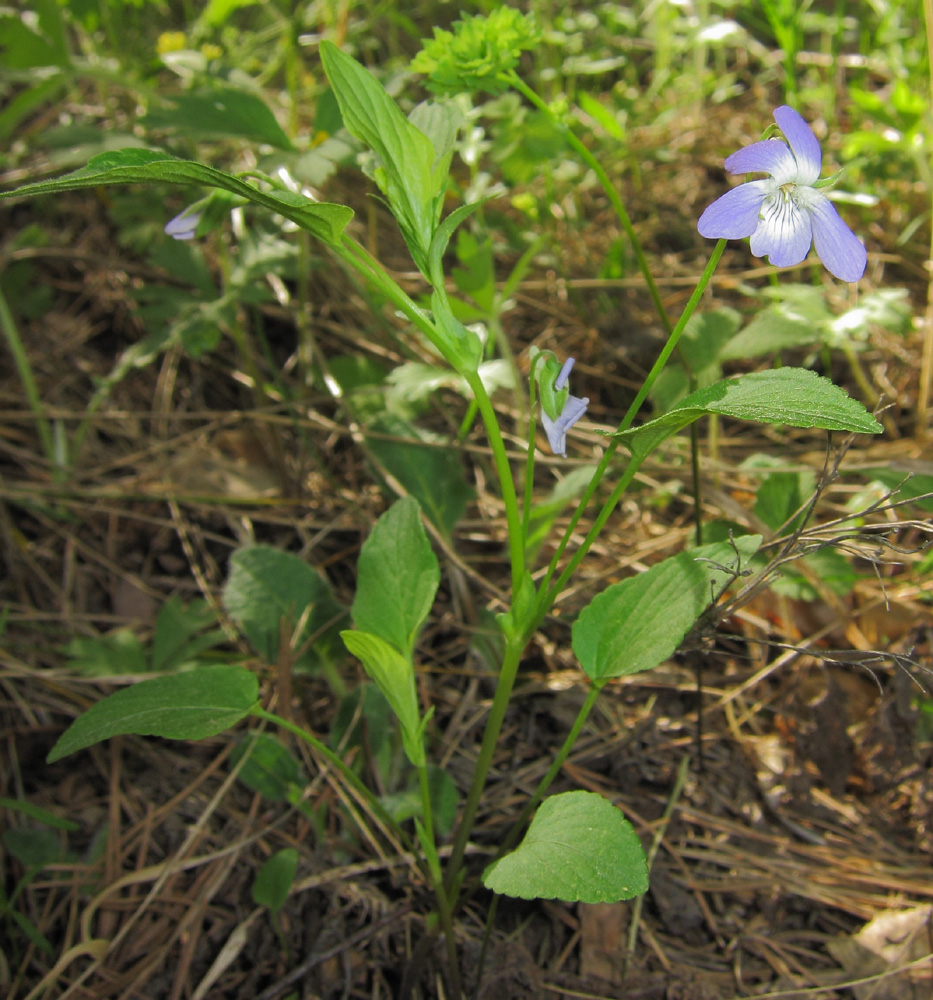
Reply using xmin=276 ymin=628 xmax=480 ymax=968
xmin=156 ymin=31 xmax=187 ymax=55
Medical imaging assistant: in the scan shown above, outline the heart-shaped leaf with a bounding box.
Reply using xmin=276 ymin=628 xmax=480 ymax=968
xmin=483 ymin=791 xmax=648 ymax=902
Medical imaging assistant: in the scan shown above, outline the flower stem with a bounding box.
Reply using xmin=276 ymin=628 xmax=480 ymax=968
xmin=538 ymin=240 xmax=726 ymax=612
xmin=466 ymin=369 xmax=525 ymax=591
xmin=506 ymin=72 xmax=672 ymax=335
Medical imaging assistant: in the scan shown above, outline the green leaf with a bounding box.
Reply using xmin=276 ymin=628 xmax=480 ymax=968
xmin=202 ymin=0 xmax=260 ymax=27
xmin=340 ymin=631 xmax=425 ymax=767
xmin=10 ymin=907 xmax=54 ymax=955
xmin=482 ymin=791 xmax=648 ymax=902
xmin=0 ymin=1 xmax=69 ymax=70
xmin=0 ymin=798 xmax=79 ymax=832
xmin=151 ymin=596 xmax=226 ymax=673
xmin=572 ymin=537 xmax=761 ymax=682
xmin=46 ymin=666 xmax=259 ymax=763
xmin=252 ymin=847 xmax=298 ymax=915
xmin=771 ymin=548 xmax=857 ymax=600
xmin=231 ymin=733 xmax=304 ymax=803
xmin=452 ymin=229 xmax=496 ymax=312
xmin=381 ymin=765 xmax=459 ymax=838
xmin=409 ymin=99 xmax=464 ymax=185
xmin=65 ymin=629 xmax=148 ymax=677
xmin=352 ymin=497 xmax=439 ymax=657
xmin=0 ymin=149 xmax=353 ymax=245
xmin=749 ymin=460 xmax=815 ymax=534
xmin=615 ymin=368 xmax=881 ymax=461
xmin=721 ymin=286 xmax=831 ymax=360
xmin=411 ymin=8 xmax=541 ymax=96
xmin=223 ymin=546 xmax=347 ymax=672
xmin=864 ymin=468 xmax=933 ymax=512
xmin=142 ymin=87 xmax=295 ymax=151
xmin=367 ymin=416 xmax=473 ymax=536
xmin=320 ymin=41 xmax=436 ymax=268
xmin=2 ymin=828 xmax=66 ymax=869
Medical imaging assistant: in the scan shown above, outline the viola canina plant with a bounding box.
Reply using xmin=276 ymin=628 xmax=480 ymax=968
xmin=697 ymin=105 xmax=868 ymax=282
xmin=2 ymin=9 xmax=886 ymax=996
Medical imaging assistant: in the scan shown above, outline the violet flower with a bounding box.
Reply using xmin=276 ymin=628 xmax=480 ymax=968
xmin=697 ymin=106 xmax=866 ymax=282
xmin=541 ymin=358 xmax=589 ymax=457
xmin=164 ymin=207 xmax=202 ymax=240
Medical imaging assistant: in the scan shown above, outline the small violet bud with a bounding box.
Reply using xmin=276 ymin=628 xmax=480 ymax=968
xmin=541 ymin=356 xmax=588 ymax=457
xmin=164 ymin=208 xmax=202 ymax=241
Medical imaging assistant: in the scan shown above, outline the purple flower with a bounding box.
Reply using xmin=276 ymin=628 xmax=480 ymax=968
xmin=164 ymin=207 xmax=202 ymax=240
xmin=541 ymin=358 xmax=589 ymax=457
xmin=697 ymin=106 xmax=866 ymax=282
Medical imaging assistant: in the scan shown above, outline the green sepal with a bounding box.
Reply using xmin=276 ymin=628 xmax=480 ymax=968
xmin=535 ymin=355 xmax=569 ymax=420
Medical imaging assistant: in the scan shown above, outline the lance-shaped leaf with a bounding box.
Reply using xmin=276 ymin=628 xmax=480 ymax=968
xmin=614 ymin=368 xmax=881 ymax=461
xmin=483 ymin=791 xmax=648 ymax=902
xmin=47 ymin=666 xmax=259 ymax=763
xmin=351 ymin=496 xmax=440 ymax=657
xmin=340 ymin=630 xmax=426 ymax=767
xmin=0 ymin=149 xmax=353 ymax=245
xmin=320 ymin=41 xmax=437 ymax=269
xmin=572 ymin=536 xmax=761 ymax=682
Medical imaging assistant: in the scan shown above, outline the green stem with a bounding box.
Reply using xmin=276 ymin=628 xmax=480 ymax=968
xmin=0 ymin=284 xmax=56 ymax=470
xmin=541 ymin=451 xmax=645 ymax=614
xmin=506 ymin=72 xmax=672 ymax=336
xmin=444 ymin=634 xmax=525 ymax=896
xmin=465 ymin=368 xmax=525 ymax=591
xmin=416 ymin=770 xmax=462 ymax=998
xmin=249 ymin=706 xmax=411 ymax=851
xmin=495 ymin=682 xmax=602 ymax=861
xmin=537 ymin=241 xmax=726 ymax=614
xmin=332 ymin=237 xmax=526 ymax=590
xmin=522 ymin=358 xmax=542 ymax=547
